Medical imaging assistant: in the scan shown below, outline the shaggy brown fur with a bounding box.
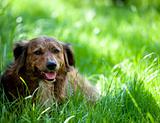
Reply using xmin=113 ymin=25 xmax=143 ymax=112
xmin=1 ymin=36 xmax=99 ymax=106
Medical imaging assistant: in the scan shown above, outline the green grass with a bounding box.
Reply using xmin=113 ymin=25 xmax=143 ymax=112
xmin=0 ymin=0 xmax=160 ymax=122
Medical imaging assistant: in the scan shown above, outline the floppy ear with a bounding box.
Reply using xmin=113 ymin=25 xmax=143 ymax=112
xmin=14 ymin=40 xmax=29 ymax=60
xmin=63 ymin=43 xmax=75 ymax=71
xmin=13 ymin=40 xmax=28 ymax=74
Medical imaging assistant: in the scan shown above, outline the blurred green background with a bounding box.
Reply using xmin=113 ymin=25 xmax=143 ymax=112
xmin=0 ymin=0 xmax=160 ymax=122
xmin=1 ymin=0 xmax=160 ymax=73
xmin=1 ymin=0 xmax=160 ymax=74
xmin=0 ymin=0 xmax=160 ymax=73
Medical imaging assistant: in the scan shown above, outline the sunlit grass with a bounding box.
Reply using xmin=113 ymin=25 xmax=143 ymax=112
xmin=0 ymin=0 xmax=160 ymax=122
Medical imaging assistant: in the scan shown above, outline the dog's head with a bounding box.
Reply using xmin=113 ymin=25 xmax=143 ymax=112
xmin=13 ymin=36 xmax=75 ymax=82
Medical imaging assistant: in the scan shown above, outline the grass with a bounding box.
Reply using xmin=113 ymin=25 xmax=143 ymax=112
xmin=0 ymin=0 xmax=160 ymax=122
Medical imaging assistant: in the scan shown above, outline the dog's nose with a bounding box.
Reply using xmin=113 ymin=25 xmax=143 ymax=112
xmin=46 ymin=61 xmax=57 ymax=70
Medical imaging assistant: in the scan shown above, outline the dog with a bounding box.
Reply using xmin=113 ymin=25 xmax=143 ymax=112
xmin=1 ymin=36 xmax=99 ymax=106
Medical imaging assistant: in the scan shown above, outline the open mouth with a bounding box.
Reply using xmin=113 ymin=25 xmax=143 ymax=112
xmin=34 ymin=67 xmax=57 ymax=82
xmin=42 ymin=72 xmax=57 ymax=81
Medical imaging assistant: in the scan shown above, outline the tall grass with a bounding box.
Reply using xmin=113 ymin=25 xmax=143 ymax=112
xmin=0 ymin=0 xmax=26 ymax=71
xmin=0 ymin=0 xmax=160 ymax=122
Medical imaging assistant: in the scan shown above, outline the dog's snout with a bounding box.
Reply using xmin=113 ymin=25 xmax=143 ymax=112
xmin=46 ymin=61 xmax=57 ymax=70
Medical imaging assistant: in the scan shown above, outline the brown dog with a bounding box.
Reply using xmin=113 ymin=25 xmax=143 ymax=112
xmin=1 ymin=36 xmax=99 ymax=106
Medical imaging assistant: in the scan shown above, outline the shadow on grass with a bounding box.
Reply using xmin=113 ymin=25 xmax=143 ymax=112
xmin=121 ymin=79 xmax=160 ymax=122
xmin=91 ymin=76 xmax=160 ymax=122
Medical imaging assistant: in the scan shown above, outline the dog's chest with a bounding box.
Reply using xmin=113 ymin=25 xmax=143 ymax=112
xmin=37 ymin=81 xmax=55 ymax=106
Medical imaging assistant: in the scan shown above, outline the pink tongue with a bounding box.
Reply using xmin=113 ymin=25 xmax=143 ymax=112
xmin=44 ymin=72 xmax=56 ymax=80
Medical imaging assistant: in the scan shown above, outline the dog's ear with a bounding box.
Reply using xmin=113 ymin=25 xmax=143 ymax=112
xmin=14 ymin=41 xmax=28 ymax=60
xmin=13 ymin=40 xmax=28 ymax=73
xmin=62 ymin=43 xmax=75 ymax=71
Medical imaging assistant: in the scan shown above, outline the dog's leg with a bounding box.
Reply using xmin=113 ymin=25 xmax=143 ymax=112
xmin=68 ymin=68 xmax=100 ymax=101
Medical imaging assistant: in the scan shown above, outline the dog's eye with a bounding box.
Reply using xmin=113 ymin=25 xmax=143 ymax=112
xmin=34 ymin=50 xmax=43 ymax=55
xmin=51 ymin=48 xmax=60 ymax=54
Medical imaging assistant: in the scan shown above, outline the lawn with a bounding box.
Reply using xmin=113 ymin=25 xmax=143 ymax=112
xmin=0 ymin=0 xmax=160 ymax=122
